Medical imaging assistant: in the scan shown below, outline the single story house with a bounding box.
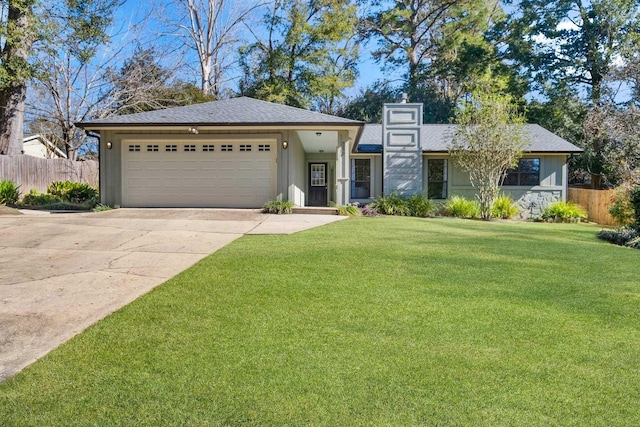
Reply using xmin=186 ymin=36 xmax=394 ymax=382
xmin=23 ymin=134 xmax=67 ymax=159
xmin=77 ymin=97 xmax=582 ymax=215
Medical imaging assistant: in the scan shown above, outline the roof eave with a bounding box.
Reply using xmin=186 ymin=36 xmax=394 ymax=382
xmin=421 ymin=149 xmax=584 ymax=154
xmin=75 ymin=121 xmax=364 ymax=130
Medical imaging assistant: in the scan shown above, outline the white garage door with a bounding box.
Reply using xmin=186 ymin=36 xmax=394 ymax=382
xmin=121 ymin=140 xmax=276 ymax=208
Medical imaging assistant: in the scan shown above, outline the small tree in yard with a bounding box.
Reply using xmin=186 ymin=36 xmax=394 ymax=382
xmin=449 ymin=92 xmax=527 ymax=220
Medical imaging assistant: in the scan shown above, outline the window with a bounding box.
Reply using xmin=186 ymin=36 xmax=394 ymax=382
xmin=146 ymin=144 xmax=159 ymax=152
xmin=503 ymin=158 xmax=540 ymax=186
xmin=351 ymin=158 xmax=371 ymax=198
xmin=258 ymin=144 xmax=271 ymax=152
xmin=240 ymin=144 xmax=252 ymax=152
xmin=128 ymin=144 xmax=140 ymax=152
xmin=203 ymin=144 xmax=215 ymax=152
xmin=310 ymin=164 xmax=326 ymax=186
xmin=221 ymin=144 xmax=233 ymax=152
xmin=165 ymin=144 xmax=177 ymax=152
xmin=184 ymin=144 xmax=196 ymax=152
xmin=427 ymin=159 xmax=447 ymax=199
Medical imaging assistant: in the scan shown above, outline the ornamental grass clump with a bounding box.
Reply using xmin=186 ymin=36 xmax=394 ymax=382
xmin=541 ymin=201 xmax=587 ymax=223
xmin=491 ymin=195 xmax=519 ymax=219
xmin=335 ymin=204 xmax=360 ymax=216
xmin=0 ymin=180 xmax=20 ymax=205
xmin=442 ymin=195 xmax=480 ymax=219
xmin=370 ymin=193 xmax=409 ymax=216
xmin=370 ymin=193 xmax=435 ymax=217
xmin=407 ymin=194 xmax=436 ymax=217
xmin=262 ymin=199 xmax=294 ymax=214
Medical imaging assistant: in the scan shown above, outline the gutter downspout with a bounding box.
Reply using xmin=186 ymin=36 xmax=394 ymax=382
xmin=85 ymin=130 xmax=101 ymax=201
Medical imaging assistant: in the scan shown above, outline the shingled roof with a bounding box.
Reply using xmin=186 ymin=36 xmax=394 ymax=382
xmin=357 ymin=124 xmax=583 ymax=153
xmin=77 ymin=97 xmax=364 ymax=128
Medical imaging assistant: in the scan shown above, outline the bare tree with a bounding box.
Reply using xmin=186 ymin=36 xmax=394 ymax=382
xmin=164 ymin=0 xmax=263 ymax=97
xmin=26 ymin=2 xmax=195 ymax=160
xmin=26 ymin=0 xmax=130 ymax=160
xmin=27 ymin=46 xmax=121 ymax=159
xmin=101 ymin=45 xmax=215 ymax=115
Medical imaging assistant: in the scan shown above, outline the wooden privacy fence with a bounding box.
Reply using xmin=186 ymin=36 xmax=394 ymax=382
xmin=568 ymin=187 xmax=616 ymax=226
xmin=0 ymin=155 xmax=98 ymax=196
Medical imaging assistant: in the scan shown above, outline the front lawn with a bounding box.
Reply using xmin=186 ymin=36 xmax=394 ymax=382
xmin=2 ymin=218 xmax=639 ymax=425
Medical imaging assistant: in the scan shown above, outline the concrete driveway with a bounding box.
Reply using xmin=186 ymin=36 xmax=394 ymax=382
xmin=0 ymin=208 xmax=345 ymax=381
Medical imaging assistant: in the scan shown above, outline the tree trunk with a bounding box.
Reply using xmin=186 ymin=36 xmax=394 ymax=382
xmin=0 ymin=84 xmax=27 ymax=155
xmin=0 ymin=1 xmax=35 ymax=155
xmin=201 ymin=58 xmax=211 ymax=95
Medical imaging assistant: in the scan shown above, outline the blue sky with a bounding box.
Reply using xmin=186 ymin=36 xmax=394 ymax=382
xmin=112 ymin=0 xmax=635 ymax=104
xmin=113 ymin=0 xmax=394 ymax=98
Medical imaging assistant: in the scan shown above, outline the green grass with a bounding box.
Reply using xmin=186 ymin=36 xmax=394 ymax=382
xmin=2 ymin=217 xmax=639 ymax=426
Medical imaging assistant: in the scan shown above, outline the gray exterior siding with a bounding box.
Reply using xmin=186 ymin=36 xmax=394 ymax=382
xmin=427 ymin=154 xmax=569 ymax=217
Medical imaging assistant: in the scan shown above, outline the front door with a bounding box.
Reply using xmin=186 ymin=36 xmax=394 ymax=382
xmin=308 ymin=163 xmax=328 ymax=206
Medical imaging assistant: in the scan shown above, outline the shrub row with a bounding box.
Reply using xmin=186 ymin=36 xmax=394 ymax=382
xmin=370 ymin=193 xmax=523 ymax=220
xmin=47 ymin=181 xmax=98 ymax=204
xmin=370 ymin=193 xmax=436 ymax=217
xmin=598 ymin=227 xmax=640 ymax=249
xmin=0 ymin=179 xmax=99 ymax=210
xmin=365 ymin=194 xmax=587 ymax=222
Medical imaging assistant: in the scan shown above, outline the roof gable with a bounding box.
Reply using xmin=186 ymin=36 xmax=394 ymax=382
xmin=77 ymin=97 xmax=363 ymax=127
xmin=23 ymin=134 xmax=67 ymax=158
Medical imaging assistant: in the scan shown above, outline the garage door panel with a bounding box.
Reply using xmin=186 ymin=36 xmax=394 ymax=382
xmin=122 ymin=141 xmax=276 ymax=207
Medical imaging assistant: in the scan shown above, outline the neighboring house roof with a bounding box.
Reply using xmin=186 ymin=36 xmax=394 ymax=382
xmin=22 ymin=134 xmax=67 ymax=159
xmin=76 ymin=97 xmax=364 ymax=128
xmin=356 ymin=124 xmax=583 ymax=154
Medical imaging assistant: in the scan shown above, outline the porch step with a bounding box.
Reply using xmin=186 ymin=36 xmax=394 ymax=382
xmin=292 ymin=207 xmax=339 ymax=215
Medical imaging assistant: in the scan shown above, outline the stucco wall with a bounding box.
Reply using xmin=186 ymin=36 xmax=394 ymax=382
xmin=287 ymin=132 xmax=306 ymax=206
xmin=382 ymin=103 xmax=423 ymax=196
